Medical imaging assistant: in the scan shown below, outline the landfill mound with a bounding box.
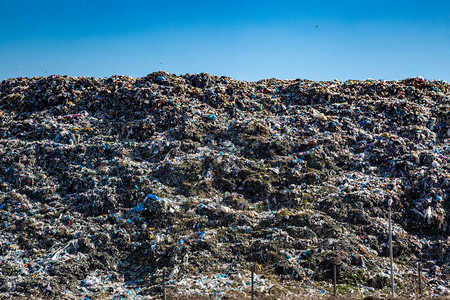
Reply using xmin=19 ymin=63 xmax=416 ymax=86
xmin=0 ymin=73 xmax=449 ymax=299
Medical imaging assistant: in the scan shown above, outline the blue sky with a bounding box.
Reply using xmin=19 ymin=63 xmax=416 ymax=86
xmin=1 ymin=0 xmax=449 ymax=81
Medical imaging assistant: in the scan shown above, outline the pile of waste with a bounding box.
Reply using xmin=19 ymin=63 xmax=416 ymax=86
xmin=0 ymin=72 xmax=449 ymax=299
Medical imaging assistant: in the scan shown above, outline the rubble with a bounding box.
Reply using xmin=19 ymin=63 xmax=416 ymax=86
xmin=0 ymin=73 xmax=449 ymax=298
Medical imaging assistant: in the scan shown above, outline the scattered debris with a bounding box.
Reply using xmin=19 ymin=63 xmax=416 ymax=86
xmin=0 ymin=73 xmax=449 ymax=298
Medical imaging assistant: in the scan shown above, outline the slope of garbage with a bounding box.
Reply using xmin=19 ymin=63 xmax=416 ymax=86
xmin=0 ymin=72 xmax=449 ymax=299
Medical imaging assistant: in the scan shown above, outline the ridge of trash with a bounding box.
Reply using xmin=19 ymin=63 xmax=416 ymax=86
xmin=0 ymin=72 xmax=449 ymax=298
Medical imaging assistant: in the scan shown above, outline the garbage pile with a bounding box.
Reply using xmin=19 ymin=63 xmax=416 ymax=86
xmin=0 ymin=73 xmax=449 ymax=298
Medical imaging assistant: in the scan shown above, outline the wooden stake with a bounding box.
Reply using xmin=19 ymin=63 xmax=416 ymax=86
xmin=333 ymin=264 xmax=337 ymax=296
xmin=163 ymin=269 xmax=166 ymax=300
xmin=388 ymin=206 xmax=394 ymax=298
xmin=251 ymin=264 xmax=255 ymax=300
xmin=418 ymin=262 xmax=422 ymax=296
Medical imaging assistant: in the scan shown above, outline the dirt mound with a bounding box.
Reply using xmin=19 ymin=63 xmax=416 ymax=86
xmin=0 ymin=73 xmax=449 ymax=298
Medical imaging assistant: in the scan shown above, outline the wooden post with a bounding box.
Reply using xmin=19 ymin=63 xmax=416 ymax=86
xmin=163 ymin=269 xmax=166 ymax=300
xmin=388 ymin=205 xmax=394 ymax=298
xmin=333 ymin=264 xmax=337 ymax=296
xmin=251 ymin=264 xmax=255 ymax=300
xmin=418 ymin=263 xmax=422 ymax=296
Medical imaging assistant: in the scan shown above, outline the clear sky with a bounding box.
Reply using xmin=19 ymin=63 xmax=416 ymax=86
xmin=1 ymin=0 xmax=449 ymax=82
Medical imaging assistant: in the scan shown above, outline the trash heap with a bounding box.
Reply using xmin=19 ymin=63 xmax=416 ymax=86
xmin=0 ymin=73 xmax=449 ymax=299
